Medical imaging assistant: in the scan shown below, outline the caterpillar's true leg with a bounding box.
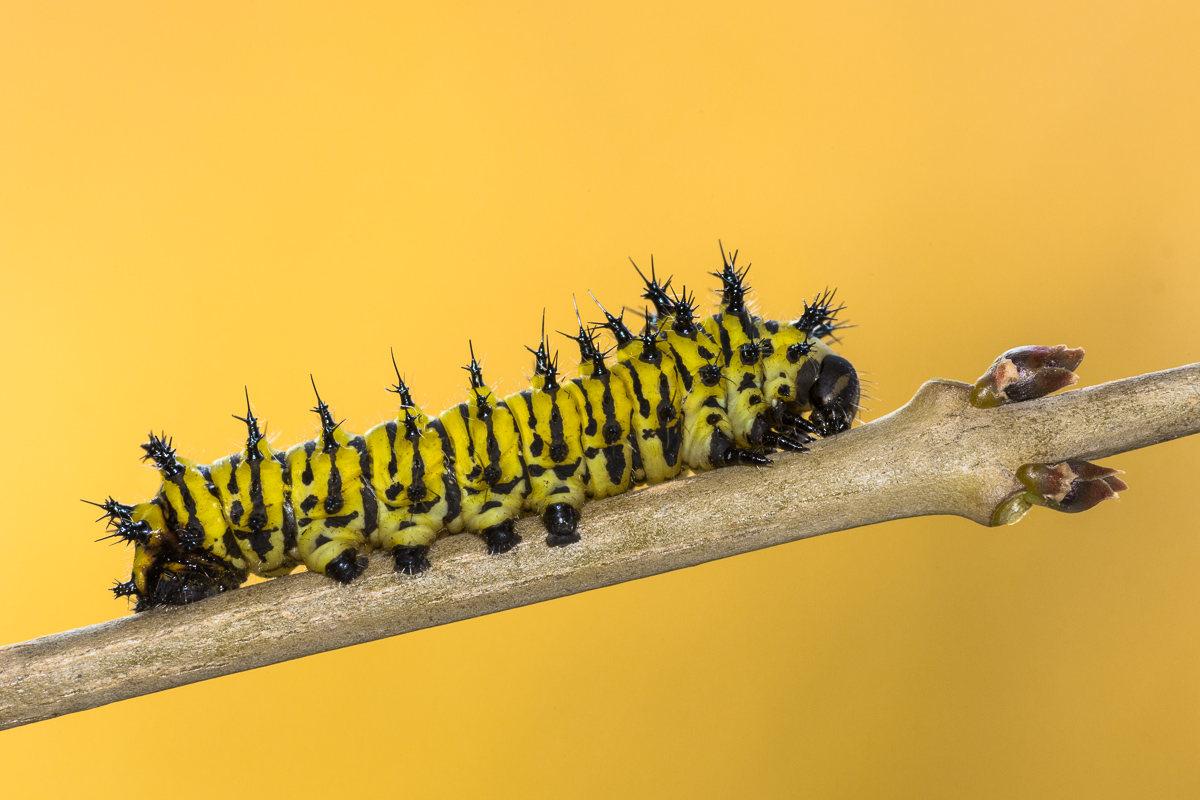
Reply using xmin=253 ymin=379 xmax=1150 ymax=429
xmin=762 ymin=430 xmax=809 ymax=452
xmin=731 ymin=448 xmax=772 ymax=466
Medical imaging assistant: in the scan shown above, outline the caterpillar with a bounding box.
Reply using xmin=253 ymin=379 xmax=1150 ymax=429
xmin=88 ymin=246 xmax=861 ymax=612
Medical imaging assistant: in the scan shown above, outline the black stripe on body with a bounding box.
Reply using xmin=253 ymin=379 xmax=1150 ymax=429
xmin=603 ymin=443 xmax=627 ymax=487
xmin=360 ymin=485 xmax=378 ymax=535
xmin=553 ymin=460 xmax=581 ymax=480
xmin=578 ymin=380 xmax=599 ymax=437
xmin=301 ymin=441 xmax=317 ymax=484
xmin=169 ymin=473 xmax=206 ymax=549
xmin=226 ymin=454 xmax=241 ymax=494
xmin=456 ymin=404 xmax=480 ymax=482
xmin=667 ymin=343 xmax=694 ymax=391
xmin=521 ymin=392 xmax=544 ymax=457
xmin=547 ymin=391 xmax=565 ymax=460
xmin=385 ymin=421 xmax=399 ymax=478
xmin=430 ymin=419 xmax=462 ymax=522
xmin=600 ymin=379 xmax=620 ymax=445
xmin=324 ymin=439 xmax=343 ymax=515
xmin=716 ymin=316 xmax=734 ymax=363
xmin=625 ymin=364 xmax=652 ymax=419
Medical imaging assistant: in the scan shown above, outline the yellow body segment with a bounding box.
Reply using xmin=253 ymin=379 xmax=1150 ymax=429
xmin=157 ymin=455 xmax=242 ymax=568
xmin=704 ymin=310 xmax=770 ymax=449
xmin=564 ymin=371 xmax=635 ymax=500
xmin=286 ymin=428 xmax=376 ymax=576
xmin=208 ymin=439 xmax=297 ymax=576
xmin=364 ymin=407 xmax=461 ymax=552
xmin=507 ymin=382 xmax=587 ymax=517
xmin=439 ymin=387 xmax=528 ymax=535
xmin=613 ymin=340 xmax=684 ymax=485
xmin=128 ymin=502 xmax=168 ymax=597
xmin=662 ymin=325 xmax=735 ymax=471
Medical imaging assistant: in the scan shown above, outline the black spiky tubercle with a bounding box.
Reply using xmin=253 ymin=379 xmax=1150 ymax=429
xmin=141 ymin=432 xmax=184 ymax=478
xmin=463 ymin=341 xmax=495 ymax=422
xmin=589 ymin=292 xmax=635 ymax=349
xmin=233 ymin=388 xmax=267 ymax=462
xmin=670 ymin=286 xmax=700 ymax=336
xmin=387 ymin=348 xmax=425 ymax=441
xmin=309 ymin=376 xmax=342 ymax=452
xmin=632 ymin=255 xmax=676 ymax=321
xmin=96 ymin=519 xmax=153 ymax=546
xmin=712 ymin=242 xmax=752 ymax=315
xmin=83 ymin=496 xmax=135 ymax=526
xmin=526 ymin=312 xmax=562 ymax=392
xmin=794 ymin=288 xmax=850 ymax=340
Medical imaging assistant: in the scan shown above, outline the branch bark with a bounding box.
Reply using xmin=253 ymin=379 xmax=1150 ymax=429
xmin=2 ymin=360 xmax=1198 ymax=731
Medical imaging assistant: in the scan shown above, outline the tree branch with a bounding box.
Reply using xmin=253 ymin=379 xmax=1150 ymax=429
xmin=2 ymin=357 xmax=1198 ymax=731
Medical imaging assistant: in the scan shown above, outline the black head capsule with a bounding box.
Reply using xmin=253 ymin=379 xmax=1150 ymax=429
xmin=712 ymin=241 xmax=752 ymax=315
xmin=809 ymin=354 xmax=861 ymax=436
xmin=631 ymin=255 xmax=677 ymax=320
xmin=588 ymin=291 xmax=635 ymax=348
xmin=141 ymin=432 xmax=184 ymax=479
xmin=233 ymin=387 xmax=266 ymax=462
xmin=309 ymin=376 xmax=342 ymax=452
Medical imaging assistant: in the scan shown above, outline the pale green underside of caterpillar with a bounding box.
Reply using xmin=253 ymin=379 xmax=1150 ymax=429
xmin=90 ymin=247 xmax=861 ymax=612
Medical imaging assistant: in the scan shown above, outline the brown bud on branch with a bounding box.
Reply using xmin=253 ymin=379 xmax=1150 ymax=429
xmin=970 ymin=345 xmax=1086 ymax=408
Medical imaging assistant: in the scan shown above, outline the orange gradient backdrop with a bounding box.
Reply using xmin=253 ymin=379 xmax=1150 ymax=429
xmin=2 ymin=3 xmax=1198 ymax=798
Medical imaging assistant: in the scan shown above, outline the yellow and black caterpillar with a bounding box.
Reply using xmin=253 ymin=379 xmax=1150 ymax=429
xmin=89 ymin=248 xmax=860 ymax=611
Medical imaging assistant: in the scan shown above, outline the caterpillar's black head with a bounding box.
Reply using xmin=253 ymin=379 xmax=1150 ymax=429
xmin=808 ymin=354 xmax=860 ymax=436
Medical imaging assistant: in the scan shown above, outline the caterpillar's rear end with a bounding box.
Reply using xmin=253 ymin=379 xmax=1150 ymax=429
xmin=91 ymin=245 xmax=861 ymax=611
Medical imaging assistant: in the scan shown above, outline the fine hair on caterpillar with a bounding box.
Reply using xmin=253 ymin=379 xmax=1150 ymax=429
xmin=89 ymin=246 xmax=861 ymax=612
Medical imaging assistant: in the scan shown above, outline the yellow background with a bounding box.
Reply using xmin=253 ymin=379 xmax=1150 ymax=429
xmin=2 ymin=2 xmax=1198 ymax=797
